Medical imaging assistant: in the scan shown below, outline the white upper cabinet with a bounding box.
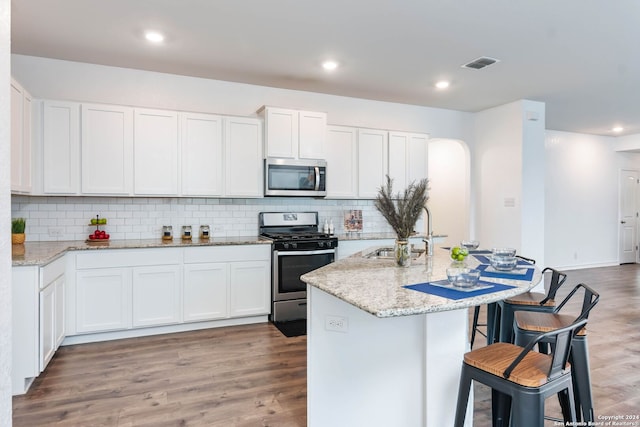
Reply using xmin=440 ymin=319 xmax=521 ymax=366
xmin=180 ymin=112 xmax=223 ymax=196
xmin=357 ymin=128 xmax=388 ymax=198
xmin=325 ymin=125 xmax=358 ymax=198
xmin=81 ymin=104 xmax=133 ymax=195
xmin=42 ymin=101 xmax=81 ymax=194
xmin=388 ymin=131 xmax=429 ymax=189
xmin=11 ymin=79 xmax=32 ymax=193
xmin=224 ymin=116 xmax=263 ymax=197
xmin=134 ymin=108 xmax=179 ymax=195
xmin=261 ymin=106 xmax=326 ymax=160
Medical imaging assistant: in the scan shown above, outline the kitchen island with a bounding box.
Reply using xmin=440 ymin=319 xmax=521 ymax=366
xmin=301 ymin=247 xmax=542 ymax=427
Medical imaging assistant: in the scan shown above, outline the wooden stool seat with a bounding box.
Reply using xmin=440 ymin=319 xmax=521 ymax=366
xmin=515 ymin=311 xmax=587 ymax=336
xmin=464 ymin=342 xmax=569 ymax=387
xmin=505 ymin=291 xmax=554 ymax=306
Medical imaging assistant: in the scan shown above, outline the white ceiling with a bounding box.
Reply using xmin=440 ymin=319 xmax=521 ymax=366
xmin=11 ymin=0 xmax=640 ymax=136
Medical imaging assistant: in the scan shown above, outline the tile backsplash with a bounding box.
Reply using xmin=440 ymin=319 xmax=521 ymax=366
xmin=10 ymin=196 xmax=411 ymax=242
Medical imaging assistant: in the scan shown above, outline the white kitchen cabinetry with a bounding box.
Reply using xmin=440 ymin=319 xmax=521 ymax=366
xmin=11 ymin=79 xmax=32 ymax=193
xmin=132 ymin=265 xmax=182 ymax=327
xmin=75 ymin=268 xmax=131 ymax=333
xmin=325 ymin=125 xmax=358 ymax=198
xmin=261 ymin=106 xmax=326 ymax=160
xmin=74 ymin=248 xmax=182 ymax=334
xmin=41 ymin=101 xmax=81 ymax=194
xmin=229 ymin=261 xmax=270 ymax=317
xmin=357 ymin=128 xmax=388 ymax=198
xmin=81 ymin=103 xmax=133 ymax=194
xmin=12 ymin=256 xmax=66 ymax=395
xmin=388 ymin=131 xmax=429 ymax=189
xmin=224 ymin=116 xmax=263 ymax=197
xmin=183 ymin=263 xmax=228 ymax=322
xmin=134 ymin=108 xmax=179 ymax=195
xmin=180 ymin=112 xmax=223 ymax=196
xmin=183 ymin=245 xmax=271 ymax=320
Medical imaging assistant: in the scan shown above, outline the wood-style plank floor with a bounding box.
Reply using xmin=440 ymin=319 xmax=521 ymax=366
xmin=13 ymin=264 xmax=640 ymax=426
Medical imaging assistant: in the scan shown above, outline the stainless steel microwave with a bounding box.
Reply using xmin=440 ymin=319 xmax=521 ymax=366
xmin=264 ymin=158 xmax=327 ymax=197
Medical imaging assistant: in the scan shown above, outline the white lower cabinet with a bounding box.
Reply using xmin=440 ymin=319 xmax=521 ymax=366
xmin=229 ymin=261 xmax=270 ymax=317
xmin=183 ymin=263 xmax=228 ymax=322
xmin=132 ymin=265 xmax=182 ymax=327
xmin=76 ymin=268 xmax=131 ymax=333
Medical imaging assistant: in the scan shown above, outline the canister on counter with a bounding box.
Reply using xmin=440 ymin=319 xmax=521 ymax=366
xmin=162 ymin=225 xmax=173 ymax=241
xmin=200 ymin=225 xmax=210 ymax=240
xmin=182 ymin=225 xmax=192 ymax=240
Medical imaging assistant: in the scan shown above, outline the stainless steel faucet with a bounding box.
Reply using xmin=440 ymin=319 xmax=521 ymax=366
xmin=423 ymin=206 xmax=433 ymax=256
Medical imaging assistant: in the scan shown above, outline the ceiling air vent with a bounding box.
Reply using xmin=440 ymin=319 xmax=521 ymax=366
xmin=462 ymin=56 xmax=500 ymax=70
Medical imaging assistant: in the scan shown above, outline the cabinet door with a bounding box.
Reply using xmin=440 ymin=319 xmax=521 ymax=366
xmin=325 ymin=125 xmax=357 ymax=198
xmin=357 ymin=129 xmax=388 ymax=198
xmin=224 ymin=117 xmax=263 ymax=197
xmin=388 ymin=132 xmax=410 ymax=190
xmin=43 ymin=101 xmax=80 ymax=194
xmin=180 ymin=112 xmax=223 ymax=196
xmin=11 ymin=82 xmax=32 ymax=193
xmin=54 ymin=275 xmax=66 ymax=348
xmin=76 ymin=268 xmax=131 ymax=333
xmin=229 ymin=261 xmax=270 ymax=317
xmin=298 ymin=110 xmax=326 ymax=159
xmin=407 ymin=133 xmax=429 ymax=182
xmin=134 ymin=109 xmax=179 ymax=195
xmin=132 ymin=265 xmax=181 ymax=327
xmin=183 ymin=263 xmax=228 ymax=321
xmin=81 ymin=104 xmax=133 ymax=194
xmin=264 ymin=107 xmax=298 ymax=158
xmin=39 ymin=283 xmax=56 ymax=372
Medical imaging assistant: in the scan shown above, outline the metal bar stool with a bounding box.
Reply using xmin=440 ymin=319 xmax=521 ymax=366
xmin=498 ymin=267 xmax=567 ymax=343
xmin=513 ymin=283 xmax=599 ymax=423
xmin=455 ymin=318 xmax=588 ymax=427
xmin=470 ymin=254 xmax=537 ymax=348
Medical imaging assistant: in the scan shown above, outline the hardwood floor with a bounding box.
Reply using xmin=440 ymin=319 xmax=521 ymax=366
xmin=13 ymin=264 xmax=640 ymax=426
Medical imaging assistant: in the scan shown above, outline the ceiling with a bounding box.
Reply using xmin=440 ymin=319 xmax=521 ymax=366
xmin=10 ymin=0 xmax=640 ymax=136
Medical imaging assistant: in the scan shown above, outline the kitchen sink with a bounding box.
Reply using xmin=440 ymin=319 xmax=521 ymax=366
xmin=363 ymin=247 xmax=425 ymax=260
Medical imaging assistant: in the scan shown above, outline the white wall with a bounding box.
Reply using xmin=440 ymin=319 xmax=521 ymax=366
xmin=11 ymin=55 xmax=473 ymax=141
xmin=545 ymin=130 xmax=622 ymax=269
xmin=0 ymin=0 xmax=12 ymax=424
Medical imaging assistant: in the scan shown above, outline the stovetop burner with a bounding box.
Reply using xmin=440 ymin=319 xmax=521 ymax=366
xmin=261 ymin=231 xmax=332 ymax=241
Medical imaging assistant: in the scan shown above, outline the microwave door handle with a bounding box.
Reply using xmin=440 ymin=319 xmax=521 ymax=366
xmin=314 ymin=167 xmax=320 ymax=191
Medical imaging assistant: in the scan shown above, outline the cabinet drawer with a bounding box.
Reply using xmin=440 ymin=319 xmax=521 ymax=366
xmin=41 ymin=255 xmax=65 ymax=288
xmin=184 ymin=245 xmax=270 ymax=264
xmin=76 ymin=248 xmax=182 ymax=269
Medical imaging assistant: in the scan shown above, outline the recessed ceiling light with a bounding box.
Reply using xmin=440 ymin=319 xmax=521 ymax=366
xmin=612 ymin=126 xmax=624 ymax=133
xmin=322 ymin=61 xmax=339 ymax=71
xmin=145 ymin=31 xmax=165 ymax=43
xmin=435 ymin=81 xmax=450 ymax=89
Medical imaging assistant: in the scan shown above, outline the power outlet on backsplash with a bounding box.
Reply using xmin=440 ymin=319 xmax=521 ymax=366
xmin=48 ymin=227 xmax=63 ymax=237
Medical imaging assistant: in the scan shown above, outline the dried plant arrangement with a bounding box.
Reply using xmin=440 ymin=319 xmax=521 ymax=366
xmin=374 ymin=176 xmax=429 ymax=240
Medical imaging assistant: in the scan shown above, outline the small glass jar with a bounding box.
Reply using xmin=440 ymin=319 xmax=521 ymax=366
xmin=200 ymin=225 xmax=210 ymax=240
xmin=182 ymin=225 xmax=192 ymax=241
xmin=162 ymin=225 xmax=173 ymax=241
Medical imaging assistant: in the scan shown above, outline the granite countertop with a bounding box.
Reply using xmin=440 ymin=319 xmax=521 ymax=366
xmin=301 ymin=246 xmax=542 ymax=318
xmin=11 ymin=236 xmax=271 ymax=267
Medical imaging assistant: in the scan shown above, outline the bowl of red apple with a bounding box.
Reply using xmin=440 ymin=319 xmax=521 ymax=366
xmin=88 ymin=230 xmax=110 ymax=241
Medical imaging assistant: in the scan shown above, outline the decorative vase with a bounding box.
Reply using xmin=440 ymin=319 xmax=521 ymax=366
xmin=12 ymin=233 xmax=25 ymax=244
xmin=395 ymin=239 xmax=411 ymax=267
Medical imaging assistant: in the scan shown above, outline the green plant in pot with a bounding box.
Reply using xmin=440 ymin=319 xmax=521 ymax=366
xmin=12 ymin=218 xmax=26 ymax=244
xmin=374 ymin=176 xmax=429 ymax=267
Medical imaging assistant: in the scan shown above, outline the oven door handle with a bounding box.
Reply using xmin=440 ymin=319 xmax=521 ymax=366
xmin=275 ymin=249 xmax=336 ymax=256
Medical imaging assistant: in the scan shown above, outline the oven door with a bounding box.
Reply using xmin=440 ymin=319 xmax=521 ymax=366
xmin=273 ymin=248 xmax=335 ymax=301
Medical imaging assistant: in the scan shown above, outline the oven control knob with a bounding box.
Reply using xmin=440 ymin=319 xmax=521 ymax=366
xmin=292 ymin=242 xmax=298 ymax=249
xmin=283 ymin=243 xmax=289 ymax=249
xmin=318 ymin=241 xmax=325 ymax=248
xmin=327 ymin=241 xmax=332 ymax=248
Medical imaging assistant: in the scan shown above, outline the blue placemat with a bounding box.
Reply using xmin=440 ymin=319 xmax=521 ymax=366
xmin=404 ymin=280 xmax=516 ymax=300
xmin=476 ymin=264 xmax=535 ymax=281
xmin=473 ymin=255 xmax=533 ymax=265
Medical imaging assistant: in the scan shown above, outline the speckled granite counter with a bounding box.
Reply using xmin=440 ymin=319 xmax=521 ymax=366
xmin=11 ymin=237 xmax=270 ymax=267
xmin=302 ymin=246 xmax=541 ymax=317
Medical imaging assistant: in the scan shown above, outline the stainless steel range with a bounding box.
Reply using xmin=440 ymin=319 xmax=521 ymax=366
xmin=259 ymin=212 xmax=338 ymax=322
